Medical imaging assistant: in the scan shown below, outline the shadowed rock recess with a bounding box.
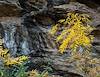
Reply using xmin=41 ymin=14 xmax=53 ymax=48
xmin=0 ymin=0 xmax=100 ymax=77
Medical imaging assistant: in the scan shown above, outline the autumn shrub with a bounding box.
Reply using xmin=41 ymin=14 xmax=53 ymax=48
xmin=49 ymin=12 xmax=94 ymax=53
xmin=49 ymin=12 xmax=100 ymax=77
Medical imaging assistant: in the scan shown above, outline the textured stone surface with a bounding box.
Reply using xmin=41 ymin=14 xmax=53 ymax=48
xmin=0 ymin=1 xmax=100 ymax=77
xmin=54 ymin=2 xmax=100 ymax=26
xmin=0 ymin=3 xmax=21 ymax=17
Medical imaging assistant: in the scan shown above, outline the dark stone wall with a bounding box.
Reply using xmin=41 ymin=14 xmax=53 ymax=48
xmin=77 ymin=0 xmax=100 ymax=8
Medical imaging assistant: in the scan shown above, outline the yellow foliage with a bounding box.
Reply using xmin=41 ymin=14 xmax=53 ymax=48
xmin=49 ymin=24 xmax=59 ymax=35
xmin=4 ymin=55 xmax=28 ymax=66
xmin=0 ymin=48 xmax=9 ymax=58
xmin=28 ymin=70 xmax=38 ymax=77
xmin=28 ymin=70 xmax=48 ymax=77
xmin=0 ymin=39 xmax=28 ymax=66
xmin=49 ymin=12 xmax=94 ymax=53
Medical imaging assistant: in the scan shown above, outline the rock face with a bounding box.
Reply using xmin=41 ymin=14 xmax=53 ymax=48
xmin=0 ymin=0 xmax=100 ymax=77
xmin=0 ymin=0 xmax=70 ymax=55
xmin=0 ymin=4 xmax=20 ymax=17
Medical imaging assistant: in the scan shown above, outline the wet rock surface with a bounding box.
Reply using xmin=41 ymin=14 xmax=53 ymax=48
xmin=0 ymin=0 xmax=100 ymax=77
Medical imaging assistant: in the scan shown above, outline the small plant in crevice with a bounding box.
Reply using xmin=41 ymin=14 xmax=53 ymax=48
xmin=28 ymin=69 xmax=48 ymax=77
xmin=0 ymin=38 xmax=28 ymax=77
xmin=49 ymin=12 xmax=94 ymax=53
xmin=49 ymin=12 xmax=100 ymax=77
